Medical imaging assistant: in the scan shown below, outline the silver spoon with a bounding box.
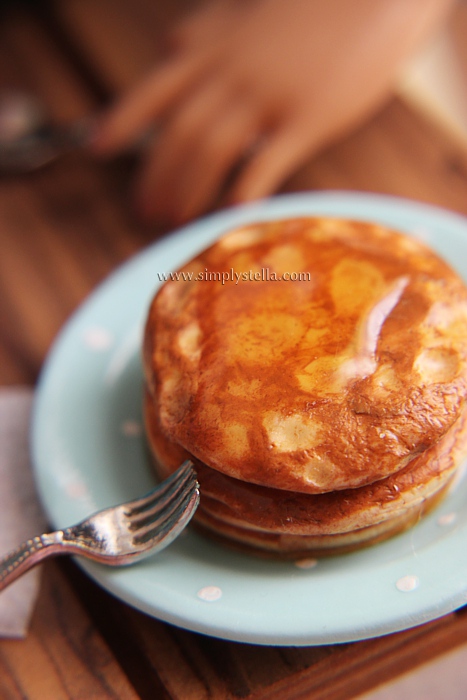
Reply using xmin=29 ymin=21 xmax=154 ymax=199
xmin=0 ymin=91 xmax=95 ymax=174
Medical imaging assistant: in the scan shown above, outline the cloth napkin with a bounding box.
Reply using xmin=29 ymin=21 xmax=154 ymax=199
xmin=0 ymin=386 xmax=48 ymax=638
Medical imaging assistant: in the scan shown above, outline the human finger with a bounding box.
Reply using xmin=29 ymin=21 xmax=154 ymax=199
xmin=131 ymin=77 xmax=238 ymax=221
xmin=226 ymin=117 xmax=322 ymax=204
xmin=162 ymin=101 xmax=261 ymax=222
xmin=169 ymin=0 xmax=240 ymax=53
xmin=92 ymin=50 xmax=212 ymax=154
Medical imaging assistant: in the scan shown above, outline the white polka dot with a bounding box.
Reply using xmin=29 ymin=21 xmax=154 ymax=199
xmin=121 ymin=420 xmax=142 ymax=437
xmin=396 ymin=575 xmax=419 ymax=592
xmin=64 ymin=482 xmax=88 ymax=499
xmin=437 ymin=512 xmax=457 ymax=527
xmin=197 ymin=585 xmax=222 ymax=602
xmin=295 ymin=558 xmax=318 ymax=570
xmin=83 ymin=327 xmax=113 ymax=350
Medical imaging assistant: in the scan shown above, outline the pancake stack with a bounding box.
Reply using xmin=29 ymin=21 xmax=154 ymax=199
xmin=143 ymin=217 xmax=467 ymax=557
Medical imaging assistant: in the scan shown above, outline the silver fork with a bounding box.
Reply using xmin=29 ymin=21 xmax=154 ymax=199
xmin=0 ymin=461 xmax=199 ymax=591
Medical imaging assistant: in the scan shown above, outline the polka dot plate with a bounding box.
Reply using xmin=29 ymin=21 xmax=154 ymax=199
xmin=32 ymin=192 xmax=467 ymax=646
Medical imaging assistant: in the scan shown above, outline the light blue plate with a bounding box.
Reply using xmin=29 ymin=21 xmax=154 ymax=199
xmin=32 ymin=191 xmax=467 ymax=646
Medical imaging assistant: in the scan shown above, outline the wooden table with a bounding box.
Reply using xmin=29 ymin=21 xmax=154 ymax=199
xmin=2 ymin=2 xmax=467 ymax=698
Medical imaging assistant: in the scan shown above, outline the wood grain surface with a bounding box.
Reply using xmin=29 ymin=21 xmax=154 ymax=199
xmin=1 ymin=2 xmax=467 ymax=699
xmin=0 ymin=563 xmax=138 ymax=700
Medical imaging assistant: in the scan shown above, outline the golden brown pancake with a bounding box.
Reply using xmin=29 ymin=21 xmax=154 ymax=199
xmin=191 ymin=494 xmax=448 ymax=557
xmin=144 ymin=385 xmax=467 ymax=555
xmin=144 ymin=218 xmax=467 ymax=495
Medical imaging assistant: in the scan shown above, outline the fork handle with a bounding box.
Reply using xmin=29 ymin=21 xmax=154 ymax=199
xmin=0 ymin=532 xmax=66 ymax=591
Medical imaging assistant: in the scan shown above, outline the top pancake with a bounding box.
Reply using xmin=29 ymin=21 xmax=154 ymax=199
xmin=144 ymin=217 xmax=467 ymax=494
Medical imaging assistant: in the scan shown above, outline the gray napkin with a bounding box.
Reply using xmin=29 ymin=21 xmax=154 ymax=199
xmin=0 ymin=387 xmax=47 ymax=637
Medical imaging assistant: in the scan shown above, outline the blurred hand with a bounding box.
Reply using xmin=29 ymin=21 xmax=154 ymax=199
xmin=93 ymin=0 xmax=455 ymax=224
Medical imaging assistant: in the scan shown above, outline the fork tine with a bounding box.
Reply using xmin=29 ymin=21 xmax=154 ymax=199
xmin=130 ymin=472 xmax=199 ymax=539
xmin=128 ymin=465 xmax=197 ymax=528
xmin=132 ymin=483 xmax=200 ymax=546
xmin=133 ymin=494 xmax=198 ymax=549
xmin=125 ymin=460 xmax=194 ymax=515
